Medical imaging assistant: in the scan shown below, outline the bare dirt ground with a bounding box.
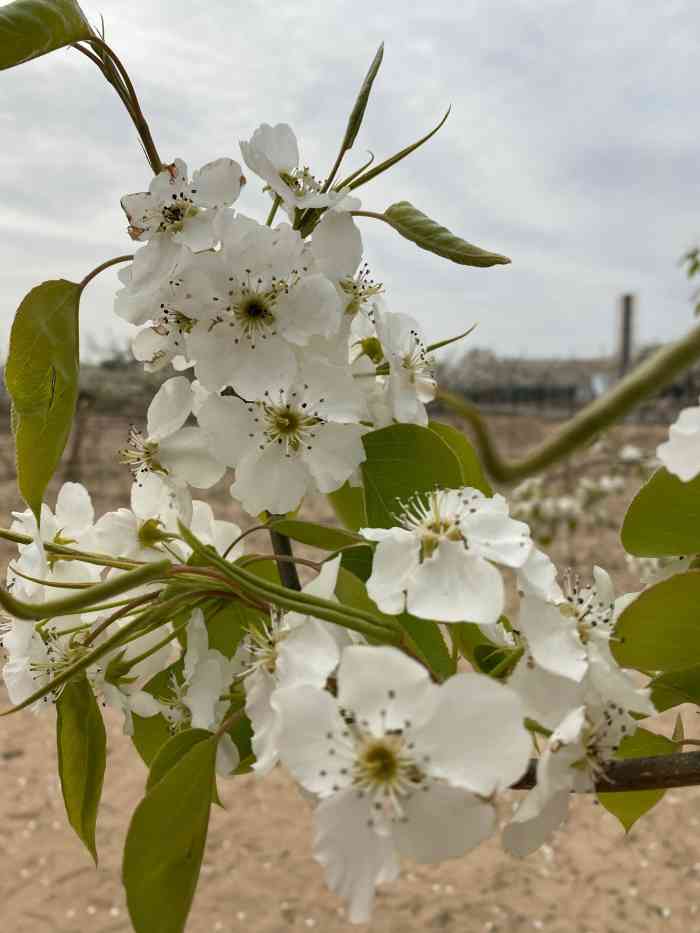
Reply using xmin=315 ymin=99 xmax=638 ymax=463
xmin=1 ymin=411 xmax=698 ymax=933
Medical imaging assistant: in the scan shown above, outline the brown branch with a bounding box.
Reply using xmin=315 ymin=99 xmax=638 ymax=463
xmin=511 ymin=751 xmax=700 ymax=793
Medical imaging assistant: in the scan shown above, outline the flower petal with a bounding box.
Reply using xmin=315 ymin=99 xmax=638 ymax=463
xmin=191 ymin=158 xmax=244 ymax=208
xmin=147 ymin=376 xmax=194 ymax=441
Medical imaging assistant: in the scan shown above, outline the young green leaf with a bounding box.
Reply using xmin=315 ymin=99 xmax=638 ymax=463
xmin=56 ymin=677 xmax=106 ymax=864
xmin=341 ymin=42 xmax=383 ymax=152
xmin=361 ymin=423 xmax=463 ymax=528
xmin=0 ymin=0 xmax=91 ymax=70
xmin=597 ymin=728 xmax=676 ymax=831
xmin=383 ymin=202 xmax=511 ymax=268
xmin=5 ymin=279 xmax=81 ymax=520
xmin=613 ymin=571 xmax=700 ymax=672
xmin=123 ymin=735 xmax=218 ymax=933
xmin=428 ymin=421 xmax=492 ymax=495
xmin=621 ymin=467 xmax=700 ymax=557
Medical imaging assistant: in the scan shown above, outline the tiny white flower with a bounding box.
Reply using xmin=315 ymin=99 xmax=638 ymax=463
xmin=362 ymin=488 xmax=532 ymax=625
xmin=275 ymin=645 xmax=530 ymax=922
xmin=373 ymin=303 xmax=436 ymax=426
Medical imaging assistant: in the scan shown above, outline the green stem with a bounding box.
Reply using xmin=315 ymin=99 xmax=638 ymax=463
xmin=80 ymin=255 xmax=133 ymax=292
xmin=0 ymin=527 xmax=143 ymax=571
xmin=83 ymin=592 xmax=159 ymax=647
xmin=265 ymin=195 xmax=282 ymax=227
xmin=0 ymin=560 xmax=170 ymax=621
xmin=488 ymin=646 xmax=524 ymax=679
xmin=438 ymin=320 xmax=700 ymax=483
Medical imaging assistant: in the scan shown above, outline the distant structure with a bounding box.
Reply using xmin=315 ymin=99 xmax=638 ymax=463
xmin=618 ymin=293 xmax=635 ymax=379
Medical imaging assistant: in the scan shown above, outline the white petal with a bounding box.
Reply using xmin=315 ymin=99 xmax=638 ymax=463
xmin=276 ymin=620 xmax=340 ymax=691
xmin=502 ymin=788 xmax=570 ymax=857
xmin=55 ymin=482 xmax=94 ymax=535
xmin=225 ymin=336 xmax=297 ymax=400
xmin=232 ymin=446 xmax=310 ymax=515
xmin=337 ymin=645 xmax=438 ymax=735
xmin=657 ymin=404 xmax=700 ymax=482
xmin=517 ymin=595 xmax=587 ymax=682
xmin=410 ymin=673 xmax=530 ymax=795
xmin=301 ymin=423 xmax=367 ymax=495
xmin=191 ymin=158 xmax=244 ymax=208
xmin=507 ymin=653 xmax=584 ymax=732
xmin=517 ymin=547 xmax=563 ymax=602
xmin=277 ymin=274 xmax=341 ymax=345
xmin=174 ymin=211 xmax=217 ymax=252
xmin=216 ymin=733 xmax=241 ymax=777
xmin=311 ymin=212 xmax=363 ymax=281
xmin=314 ymin=788 xmax=399 ymax=925
xmin=185 ymin=656 xmax=229 ymax=730
xmin=461 ymin=508 xmax=532 ymax=569
xmin=247 ymin=668 xmax=280 ymax=775
xmin=407 ymin=542 xmax=505 ymax=626
xmin=364 ymin=528 xmax=421 ymax=616
xmin=274 ymin=685 xmax=354 ymax=796
xmin=393 ymin=784 xmax=496 ymax=862
xmin=197 ymin=394 xmax=254 ymax=467
xmin=159 ymin=427 xmax=226 ymax=488
xmin=147 ymin=376 xmax=194 ymax=441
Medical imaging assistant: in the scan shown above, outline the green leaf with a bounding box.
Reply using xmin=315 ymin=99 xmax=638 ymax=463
xmin=383 ymin=201 xmax=511 ymax=268
xmin=650 ymin=665 xmax=700 ymax=711
xmin=132 ymin=664 xmax=181 ymax=767
xmin=56 ymin=677 xmax=106 ymax=864
xmin=123 ymin=735 xmax=218 ymax=933
xmin=598 ymin=728 xmax=675 ymax=831
xmin=270 ymin=518 xmax=362 ymax=552
xmin=362 ymin=423 xmax=463 ymax=529
xmin=147 ymin=728 xmax=213 ymax=792
xmin=0 ymin=0 xmax=91 ymax=70
xmin=339 ymin=544 xmax=374 ymax=583
xmin=621 ymin=467 xmax=700 ymax=557
xmin=327 ymin=481 xmax=367 ymax=531
xmin=5 ymin=279 xmax=81 ymax=520
xmin=453 ymin=621 xmax=497 ymax=666
xmin=341 ymin=42 xmax=383 ymax=151
xmin=428 ymin=421 xmax=492 ymax=495
xmin=614 ymin=571 xmax=700 ymax=672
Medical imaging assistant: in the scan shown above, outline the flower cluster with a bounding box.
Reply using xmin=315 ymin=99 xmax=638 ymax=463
xmin=116 ymin=125 xmax=437 ymax=516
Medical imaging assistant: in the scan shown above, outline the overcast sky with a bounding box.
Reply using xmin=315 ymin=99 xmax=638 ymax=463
xmin=1 ymin=0 xmax=699 ymax=362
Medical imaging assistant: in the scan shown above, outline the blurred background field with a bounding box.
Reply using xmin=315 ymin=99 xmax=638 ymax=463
xmin=0 ymin=360 xmax=697 ymax=933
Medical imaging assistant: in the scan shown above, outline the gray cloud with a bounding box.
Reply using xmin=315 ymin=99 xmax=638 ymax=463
xmin=1 ymin=0 xmax=699 ymax=363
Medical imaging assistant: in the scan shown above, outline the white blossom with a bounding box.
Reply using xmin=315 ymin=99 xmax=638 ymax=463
xmin=362 ymin=488 xmax=532 ymax=625
xmin=275 ymin=645 xmax=530 ymax=922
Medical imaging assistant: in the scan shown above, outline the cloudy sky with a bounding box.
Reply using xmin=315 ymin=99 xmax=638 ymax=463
xmin=1 ymin=0 xmax=699 ymax=362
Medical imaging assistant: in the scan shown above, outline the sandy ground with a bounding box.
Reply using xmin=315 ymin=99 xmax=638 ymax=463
xmin=1 ymin=411 xmax=699 ymax=933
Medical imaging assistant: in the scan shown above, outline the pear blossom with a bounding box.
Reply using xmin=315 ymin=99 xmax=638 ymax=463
xmin=657 ymin=400 xmax=700 ymax=482
xmin=176 ymin=220 xmax=343 ymax=397
xmin=121 ymin=157 xmax=244 ymax=251
xmin=120 ymin=376 xmax=225 ymax=490
xmin=373 ymin=303 xmax=436 ymax=426
xmin=197 ymin=357 xmax=367 ymax=515
xmin=233 ymin=556 xmax=349 ymax=774
xmin=362 ymin=488 xmax=532 ymax=626
xmin=503 ymin=696 xmax=643 ymax=857
xmin=275 ymin=645 xmax=531 ymax=923
xmin=158 ymin=609 xmax=240 ymax=776
xmin=240 ymin=123 xmax=359 ymax=214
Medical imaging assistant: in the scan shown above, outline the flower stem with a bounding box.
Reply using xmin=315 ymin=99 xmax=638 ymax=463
xmin=268 ymin=518 xmax=302 ymax=592
xmin=438 ymin=319 xmax=700 ymax=483
xmin=79 ymin=255 xmax=133 ymax=292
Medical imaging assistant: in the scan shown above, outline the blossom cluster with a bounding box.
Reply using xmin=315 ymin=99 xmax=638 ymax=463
xmin=0 ymin=123 xmax=679 ymax=929
xmin=115 ymin=125 xmax=436 ymax=516
xmin=1 ymin=477 xmax=660 ymax=923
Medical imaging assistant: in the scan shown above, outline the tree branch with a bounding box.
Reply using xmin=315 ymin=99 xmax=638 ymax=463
xmin=438 ymin=320 xmax=700 ymax=483
xmin=512 ymin=751 xmax=700 ymax=792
